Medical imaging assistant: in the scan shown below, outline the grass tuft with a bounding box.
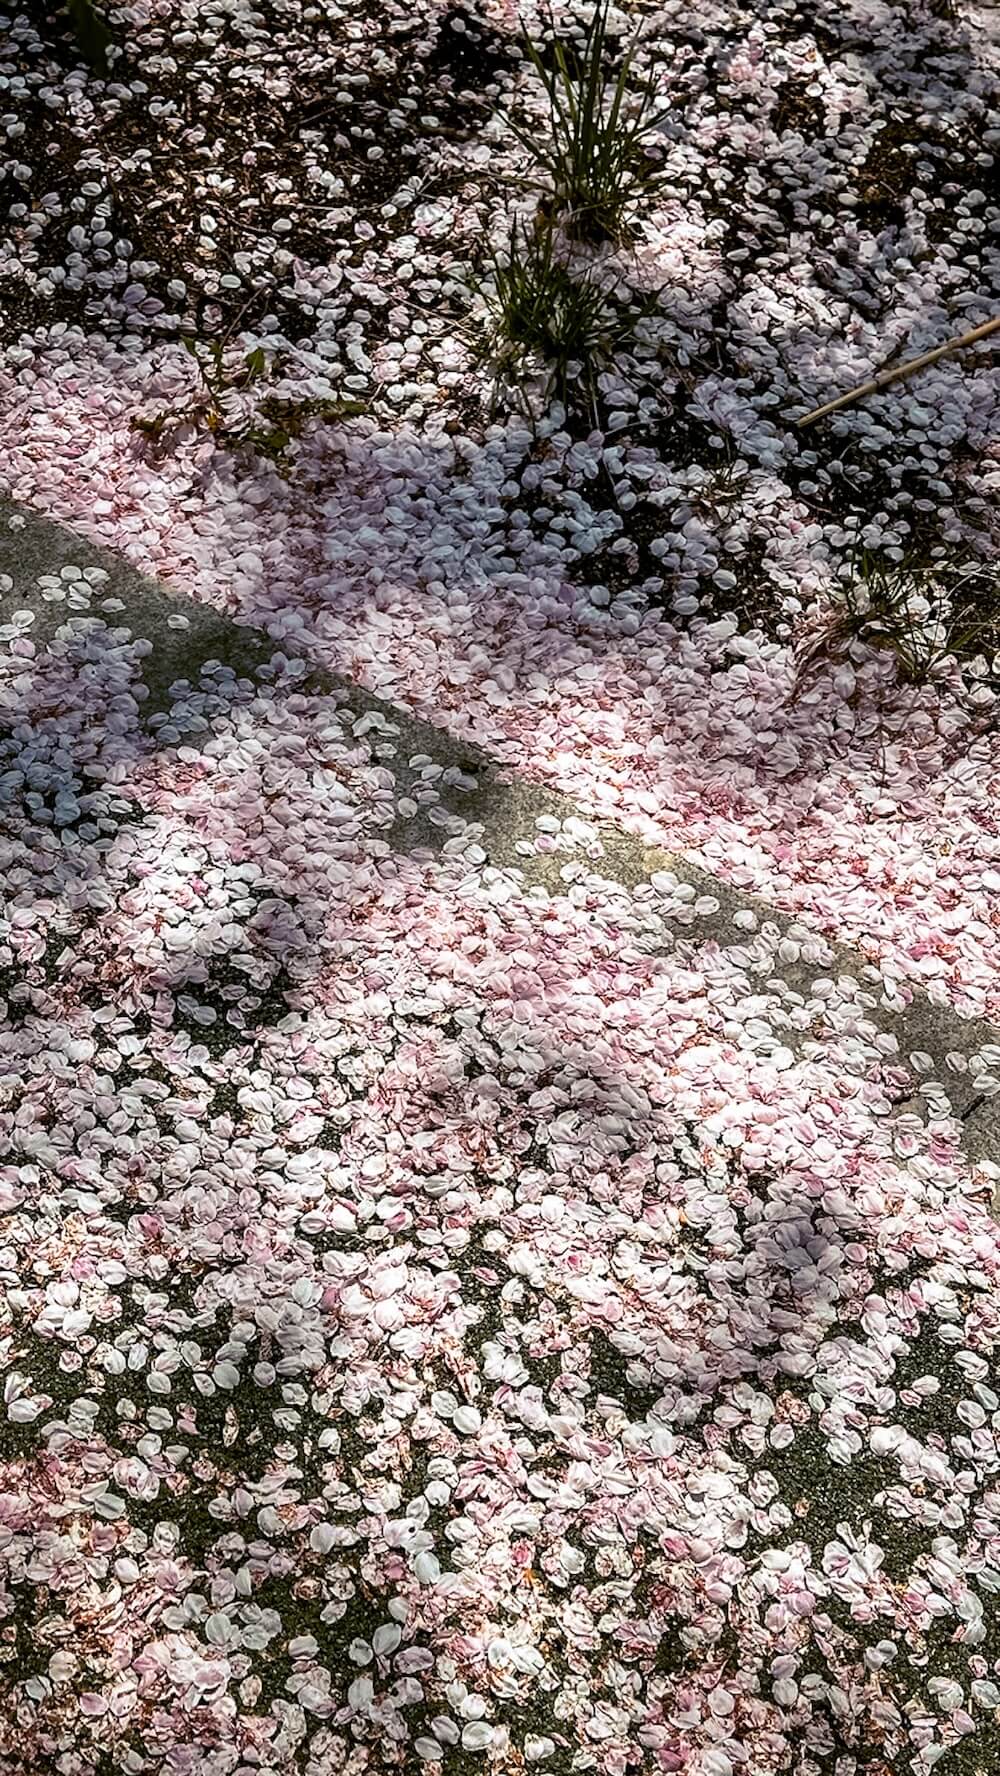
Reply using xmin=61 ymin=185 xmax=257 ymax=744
xmin=794 ymin=547 xmax=1000 ymax=693
xmin=512 ymin=0 xmax=667 ymax=242
xmin=476 ymin=211 xmax=630 ymax=411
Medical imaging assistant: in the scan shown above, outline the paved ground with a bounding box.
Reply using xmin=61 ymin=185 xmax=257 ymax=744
xmin=3 ymin=492 xmax=998 ymax=1175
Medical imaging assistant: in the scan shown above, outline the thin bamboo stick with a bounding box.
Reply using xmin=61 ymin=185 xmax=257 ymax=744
xmin=795 ymin=313 xmax=1000 ymax=428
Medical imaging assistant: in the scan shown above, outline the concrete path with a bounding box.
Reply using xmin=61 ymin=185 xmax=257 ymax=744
xmin=3 ymin=494 xmax=998 ymax=1177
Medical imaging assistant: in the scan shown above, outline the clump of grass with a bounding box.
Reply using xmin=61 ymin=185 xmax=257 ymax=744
xmin=693 ymin=443 xmax=751 ymax=514
xmin=512 ymin=0 xmax=667 ymax=242
xmin=476 ymin=212 xmax=630 ymax=412
xmin=794 ymin=547 xmax=1000 ymax=692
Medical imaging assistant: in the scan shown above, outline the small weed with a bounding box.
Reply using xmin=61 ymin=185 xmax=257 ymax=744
xmin=181 ymin=333 xmax=268 ymax=416
xmin=512 ymin=0 xmax=667 ymax=242
xmin=132 ymin=335 xmax=366 ymax=465
xmin=132 ymin=336 xmax=270 ymax=447
xmin=248 ymin=391 xmax=369 ymax=458
xmin=794 ymin=547 xmax=1000 ymax=693
xmin=476 ymin=211 xmax=631 ymax=411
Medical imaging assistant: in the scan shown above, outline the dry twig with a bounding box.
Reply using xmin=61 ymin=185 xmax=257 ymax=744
xmin=795 ymin=314 xmax=1000 ymax=428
